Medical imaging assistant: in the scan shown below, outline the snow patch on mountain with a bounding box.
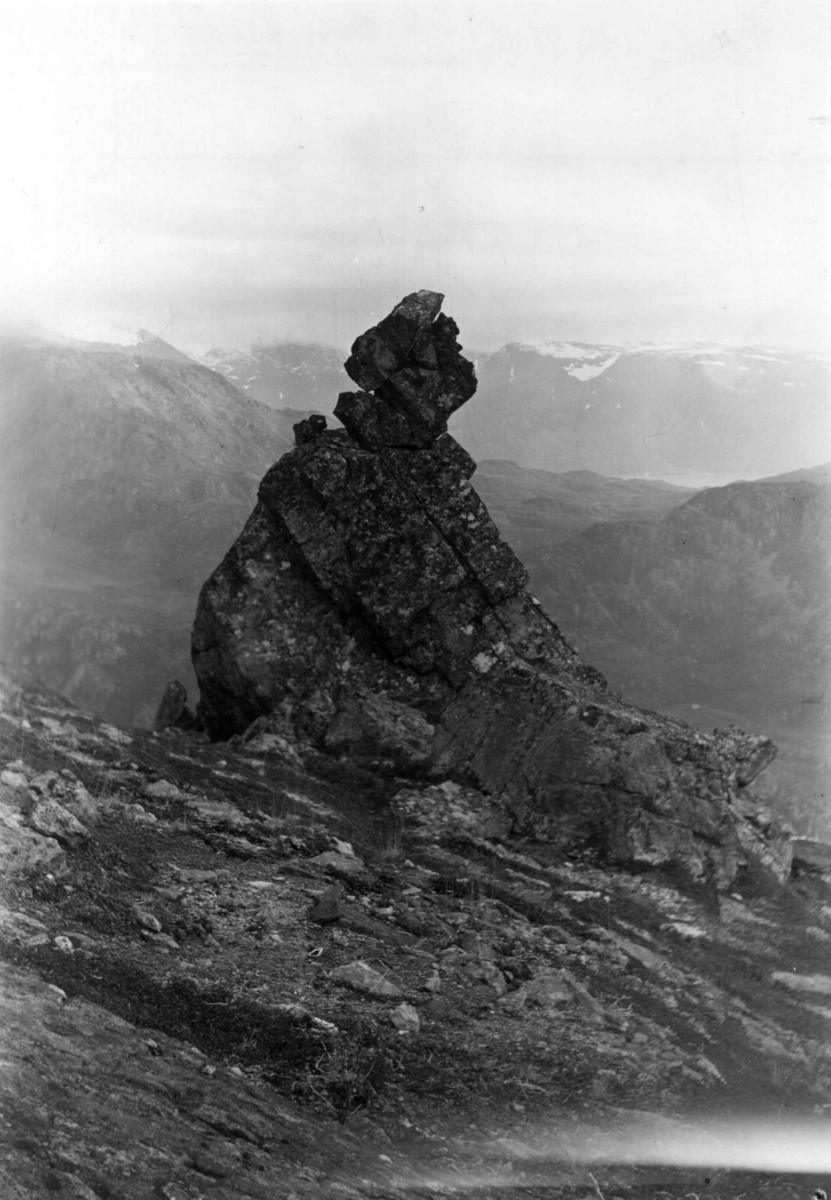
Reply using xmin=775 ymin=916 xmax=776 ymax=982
xmin=528 ymin=341 xmax=618 ymax=360
xmin=49 ymin=320 xmax=145 ymax=347
xmin=567 ymin=353 xmax=622 ymax=381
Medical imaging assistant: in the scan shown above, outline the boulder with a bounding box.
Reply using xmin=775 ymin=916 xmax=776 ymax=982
xmin=390 ymin=1001 xmax=421 ymax=1033
xmin=154 ymin=680 xmax=200 ymax=732
xmin=293 ymin=414 xmax=328 ymax=445
xmin=308 ymin=886 xmax=343 ymax=924
xmin=523 ymin=969 xmax=575 ymax=1010
xmin=0 ymin=801 xmax=68 ymax=878
xmin=191 ymin=292 xmax=782 ymax=891
xmin=328 ymin=960 xmax=402 ymax=998
xmin=26 ymin=799 xmax=89 ymax=847
xmin=336 ymin=290 xmax=476 ymax=449
xmin=308 ymin=850 xmax=365 ymax=878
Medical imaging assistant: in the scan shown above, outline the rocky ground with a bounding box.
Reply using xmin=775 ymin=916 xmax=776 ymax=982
xmin=1 ymin=668 xmax=830 ymax=1199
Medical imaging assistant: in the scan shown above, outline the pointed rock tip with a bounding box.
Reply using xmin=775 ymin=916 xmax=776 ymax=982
xmin=337 ymin=289 xmax=476 ymax=449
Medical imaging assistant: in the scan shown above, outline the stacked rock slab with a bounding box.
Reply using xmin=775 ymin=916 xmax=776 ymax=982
xmin=192 ymin=290 xmax=784 ymax=889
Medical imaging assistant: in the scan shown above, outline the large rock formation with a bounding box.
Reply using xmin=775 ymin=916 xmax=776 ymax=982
xmin=192 ymin=291 xmax=785 ymax=889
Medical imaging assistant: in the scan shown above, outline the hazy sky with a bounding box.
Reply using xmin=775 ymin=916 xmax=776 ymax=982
xmin=2 ymin=0 xmax=829 ymax=354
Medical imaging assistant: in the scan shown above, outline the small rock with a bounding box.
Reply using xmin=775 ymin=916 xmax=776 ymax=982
xmin=155 ymin=886 xmax=184 ymax=901
xmin=0 ymin=804 xmax=68 ymax=878
xmin=524 ymin=969 xmax=574 ymax=1010
xmin=185 ymin=798 xmax=251 ymax=829
xmin=123 ymin=803 xmax=158 ymax=823
xmin=64 ymin=932 xmax=98 ymax=952
xmin=665 ymin=921 xmax=708 ymax=941
xmin=694 ymin=1054 xmax=726 ymax=1083
xmin=309 ymin=886 xmax=343 ymax=924
xmin=176 ymin=868 xmax=219 ymax=884
xmin=458 ymin=933 xmax=497 ymax=960
xmin=142 ymin=931 xmax=180 ymax=950
xmin=329 ymin=960 xmax=403 ymax=998
xmin=0 ymin=769 xmax=29 ymax=790
xmin=27 ymin=799 xmax=89 ymax=847
xmin=0 ymin=905 xmax=48 ymax=942
xmin=62 ymin=781 xmax=101 ymax=821
xmin=144 ymin=779 xmax=184 ymax=800
xmin=293 ymin=413 xmax=328 ymax=445
xmin=390 ymin=1002 xmax=420 ymax=1033
xmin=28 ymin=770 xmax=62 ymax=796
xmin=3 ymin=759 xmax=30 ymax=775
xmin=309 ymin=850 xmax=365 ymax=877
xmin=611 ymin=935 xmax=668 ymax=974
xmin=772 ymin=971 xmax=831 ymax=996
xmin=53 ymin=935 xmax=75 ymax=953
xmin=463 ymin=960 xmax=508 ymax=997
xmin=201 ymin=1063 xmax=217 ymax=1078
xmin=133 ymin=906 xmax=163 ymax=933
xmin=423 ymin=970 xmax=441 ymax=993
xmin=498 ymin=987 xmax=528 ymax=1011
xmin=153 ymin=679 xmax=191 ymax=732
xmin=332 ymin=838 xmax=357 ymax=857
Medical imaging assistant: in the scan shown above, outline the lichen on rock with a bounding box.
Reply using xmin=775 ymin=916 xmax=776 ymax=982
xmin=191 ymin=290 xmax=783 ymax=890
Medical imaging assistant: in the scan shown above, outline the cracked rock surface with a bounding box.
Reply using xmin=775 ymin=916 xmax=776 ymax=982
xmin=192 ymin=293 xmax=785 ymax=891
xmin=1 ymin=670 xmax=830 ymax=1199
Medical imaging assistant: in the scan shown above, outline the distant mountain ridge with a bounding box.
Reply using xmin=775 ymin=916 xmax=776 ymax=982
xmin=451 ymin=341 xmax=831 ymax=481
xmin=201 ymin=341 xmax=348 ymax=410
xmin=518 ymin=472 xmax=831 ymax=838
xmin=2 ymin=318 xmax=828 ymax=792
xmin=0 ymin=332 xmax=309 ymax=725
xmin=472 ymin=459 xmax=696 ymax=563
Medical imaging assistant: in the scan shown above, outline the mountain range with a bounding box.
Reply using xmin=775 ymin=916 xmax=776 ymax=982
xmin=0 ymin=329 xmax=309 ymax=725
xmin=0 ymin=324 xmax=828 ymax=837
xmin=201 ymin=341 xmax=348 ymax=409
xmin=521 ymin=468 xmax=831 ymax=838
xmin=197 ymin=336 xmax=831 ymax=485
xmin=2 ymin=303 xmax=831 ymax=1199
xmin=450 ymin=341 xmax=831 ymax=482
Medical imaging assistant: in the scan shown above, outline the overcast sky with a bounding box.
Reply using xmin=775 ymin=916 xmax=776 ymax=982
xmin=1 ymin=0 xmax=829 ymax=354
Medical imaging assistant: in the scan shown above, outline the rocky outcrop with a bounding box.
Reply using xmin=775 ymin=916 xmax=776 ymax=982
xmin=335 ymin=289 xmax=477 ymax=449
xmin=153 ymin=679 xmax=199 ymax=732
xmin=191 ymin=291 xmax=784 ymax=889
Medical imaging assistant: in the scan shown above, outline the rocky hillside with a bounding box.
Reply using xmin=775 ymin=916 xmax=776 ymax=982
xmin=1 ymin=660 xmax=830 ymax=1197
xmin=525 ymin=477 xmax=831 ymax=839
xmin=2 ymin=298 xmax=830 ymax=1199
xmin=0 ymin=333 xmax=309 ymax=726
xmin=450 ymin=342 xmax=831 ymax=481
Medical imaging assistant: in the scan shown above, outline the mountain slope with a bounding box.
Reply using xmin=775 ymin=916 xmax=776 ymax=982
xmin=0 ymin=335 xmax=307 ymax=725
xmin=524 ymin=478 xmax=831 ymax=837
xmin=202 ymin=340 xmax=348 ymax=410
xmin=472 ymin=459 xmax=696 ymax=562
xmin=2 ymin=614 xmax=831 ymax=1197
xmin=451 ymin=343 xmax=831 ymax=480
